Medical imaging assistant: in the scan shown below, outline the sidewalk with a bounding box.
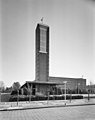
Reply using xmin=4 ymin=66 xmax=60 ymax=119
xmin=0 ymin=99 xmax=95 ymax=111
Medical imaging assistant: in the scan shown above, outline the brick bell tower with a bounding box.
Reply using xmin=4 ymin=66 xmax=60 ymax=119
xmin=35 ymin=23 xmax=49 ymax=82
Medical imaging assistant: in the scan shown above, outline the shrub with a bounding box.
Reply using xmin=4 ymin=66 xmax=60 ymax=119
xmin=9 ymin=95 xmax=83 ymax=102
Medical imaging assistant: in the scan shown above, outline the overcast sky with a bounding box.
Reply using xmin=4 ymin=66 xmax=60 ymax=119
xmin=0 ymin=0 xmax=95 ymax=87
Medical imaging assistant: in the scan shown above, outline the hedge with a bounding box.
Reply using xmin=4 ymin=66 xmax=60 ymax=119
xmin=9 ymin=95 xmax=83 ymax=102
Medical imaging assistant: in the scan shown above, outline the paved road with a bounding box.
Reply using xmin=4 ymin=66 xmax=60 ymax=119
xmin=0 ymin=105 xmax=95 ymax=120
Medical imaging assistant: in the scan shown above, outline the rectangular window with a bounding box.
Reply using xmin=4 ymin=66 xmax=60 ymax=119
xmin=40 ymin=27 xmax=47 ymax=53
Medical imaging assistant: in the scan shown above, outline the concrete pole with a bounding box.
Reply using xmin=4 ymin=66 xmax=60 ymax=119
xmin=17 ymin=90 xmax=19 ymax=106
xmin=70 ymin=90 xmax=72 ymax=102
xmin=0 ymin=91 xmax=1 ymax=102
xmin=78 ymin=83 xmax=80 ymax=94
xmin=64 ymin=81 xmax=67 ymax=101
xmin=65 ymin=83 xmax=66 ymax=101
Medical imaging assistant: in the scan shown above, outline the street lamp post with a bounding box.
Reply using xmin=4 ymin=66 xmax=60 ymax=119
xmin=17 ymin=89 xmax=19 ymax=106
xmin=78 ymin=83 xmax=80 ymax=94
xmin=64 ymin=81 xmax=67 ymax=101
xmin=70 ymin=90 xmax=72 ymax=103
xmin=0 ymin=91 xmax=1 ymax=102
xmin=88 ymin=89 xmax=90 ymax=101
xmin=47 ymin=90 xmax=50 ymax=104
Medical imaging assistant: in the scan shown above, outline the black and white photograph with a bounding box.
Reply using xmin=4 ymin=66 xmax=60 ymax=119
xmin=0 ymin=0 xmax=95 ymax=120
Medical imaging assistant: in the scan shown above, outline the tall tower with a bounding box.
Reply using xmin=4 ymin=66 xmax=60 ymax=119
xmin=35 ymin=24 xmax=49 ymax=82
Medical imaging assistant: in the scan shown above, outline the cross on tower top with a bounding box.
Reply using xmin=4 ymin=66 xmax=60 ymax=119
xmin=41 ymin=17 xmax=44 ymax=24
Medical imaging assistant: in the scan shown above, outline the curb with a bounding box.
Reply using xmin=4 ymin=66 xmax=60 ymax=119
xmin=0 ymin=103 xmax=95 ymax=111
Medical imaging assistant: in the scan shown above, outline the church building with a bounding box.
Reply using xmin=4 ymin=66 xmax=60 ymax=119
xmin=21 ymin=23 xmax=86 ymax=96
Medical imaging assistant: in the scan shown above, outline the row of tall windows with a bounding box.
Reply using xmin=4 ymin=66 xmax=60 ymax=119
xmin=40 ymin=27 xmax=47 ymax=53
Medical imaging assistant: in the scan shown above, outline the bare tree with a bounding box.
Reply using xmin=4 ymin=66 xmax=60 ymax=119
xmin=12 ymin=82 xmax=21 ymax=91
xmin=12 ymin=82 xmax=21 ymax=105
xmin=0 ymin=81 xmax=5 ymax=92
xmin=0 ymin=81 xmax=5 ymax=102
